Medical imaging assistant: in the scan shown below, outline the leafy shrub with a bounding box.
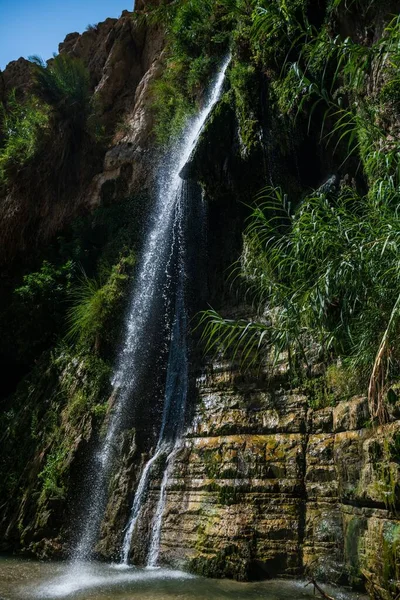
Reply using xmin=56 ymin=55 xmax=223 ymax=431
xmin=144 ymin=0 xmax=232 ymax=143
xmin=67 ymin=255 xmax=135 ymax=351
xmin=229 ymin=61 xmax=258 ymax=153
xmin=151 ymin=74 xmax=195 ymax=144
xmin=15 ymin=260 xmax=74 ymax=303
xmin=9 ymin=260 xmax=74 ymax=361
xmin=0 ymin=91 xmax=49 ymax=183
xmin=86 ymin=23 xmax=99 ymax=32
xmin=199 ymin=2 xmax=400 ymax=425
xmin=30 ymin=54 xmax=92 ymax=132
xmin=38 ymin=446 xmax=69 ymax=500
xmin=29 ymin=53 xmax=103 ymax=174
xmin=201 ymin=184 xmax=400 ymax=422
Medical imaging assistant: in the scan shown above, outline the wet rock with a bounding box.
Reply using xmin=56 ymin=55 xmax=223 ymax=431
xmin=128 ymin=359 xmax=400 ymax=597
xmin=333 ymin=397 xmax=369 ymax=432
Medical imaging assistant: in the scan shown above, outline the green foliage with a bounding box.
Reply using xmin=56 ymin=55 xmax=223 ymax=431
xmin=325 ymin=363 xmax=365 ymax=400
xmin=0 ymin=340 xmax=111 ymax=526
xmin=0 ymin=191 xmax=144 ymax=400
xmin=201 ymin=184 xmax=400 ymax=417
xmin=53 ymin=346 xmax=112 ymax=422
xmin=229 ymin=61 xmax=258 ymax=153
xmin=38 ymin=446 xmax=69 ymax=500
xmin=28 ymin=53 xmax=102 ymax=174
xmin=0 ymin=91 xmax=49 ymax=183
xmin=67 ymin=255 xmax=134 ymax=350
xmin=0 ymin=53 xmax=100 ymax=191
xmin=302 ymin=377 xmax=336 ymax=410
xmin=373 ymin=437 xmax=400 ymax=514
xmin=270 ymin=13 xmax=400 ymax=185
xmin=251 ymin=0 xmax=309 ymax=70
xmin=344 ymin=517 xmax=365 ymax=585
xmin=328 ymin=0 xmax=380 ymax=15
xmin=6 ymin=260 xmax=74 ymax=362
xmin=200 ymin=4 xmax=400 ymax=423
xmin=144 ymin=0 xmax=234 ymax=143
xmin=30 ymin=54 xmax=93 ymax=132
xmin=382 ymin=522 xmax=400 ymax=586
xmin=151 ymin=74 xmax=195 ymax=145
xmin=33 ymin=346 xmax=112 ymax=507
xmin=85 ymin=23 xmax=99 ymax=32
xmin=169 ymin=0 xmax=220 ymax=57
xmin=14 ymin=259 xmax=74 ymax=303
xmin=199 ymin=309 xmax=270 ymax=369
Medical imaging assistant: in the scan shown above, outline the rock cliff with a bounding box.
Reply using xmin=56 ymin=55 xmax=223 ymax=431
xmin=0 ymin=10 xmax=164 ymax=267
xmin=154 ymin=362 xmax=399 ymax=599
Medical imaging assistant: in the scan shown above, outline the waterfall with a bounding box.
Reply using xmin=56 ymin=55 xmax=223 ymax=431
xmin=120 ymin=259 xmax=187 ymax=565
xmin=73 ymin=54 xmax=230 ymax=564
xmin=146 ymin=442 xmax=180 ymax=567
xmin=120 ymin=56 xmax=230 ymax=566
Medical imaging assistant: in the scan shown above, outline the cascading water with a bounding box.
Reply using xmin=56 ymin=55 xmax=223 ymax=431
xmin=120 ymin=227 xmax=189 ymax=565
xmin=120 ymin=261 xmax=187 ymax=565
xmin=120 ymin=56 xmax=231 ymax=567
xmin=146 ymin=442 xmax=181 ymax=567
xmin=73 ymin=54 xmax=230 ymax=565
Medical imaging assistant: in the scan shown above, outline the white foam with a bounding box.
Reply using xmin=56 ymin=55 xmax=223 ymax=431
xmin=29 ymin=563 xmax=194 ymax=599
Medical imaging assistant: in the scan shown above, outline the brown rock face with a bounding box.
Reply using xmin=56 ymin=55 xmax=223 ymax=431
xmin=109 ymin=360 xmax=399 ymax=598
xmin=0 ymin=11 xmax=164 ymax=267
xmin=0 ymin=57 xmax=35 ymax=101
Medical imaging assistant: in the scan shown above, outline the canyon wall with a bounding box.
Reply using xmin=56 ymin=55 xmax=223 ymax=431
xmin=153 ymin=362 xmax=399 ymax=600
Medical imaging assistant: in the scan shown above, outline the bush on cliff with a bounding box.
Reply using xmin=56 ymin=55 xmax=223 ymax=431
xmin=0 ymin=91 xmax=49 ymax=184
xmin=200 ymin=2 xmax=400 ymax=424
xmin=0 ymin=53 xmax=102 ymax=193
xmin=30 ymin=54 xmax=101 ymax=143
xmin=67 ymin=254 xmax=135 ymax=353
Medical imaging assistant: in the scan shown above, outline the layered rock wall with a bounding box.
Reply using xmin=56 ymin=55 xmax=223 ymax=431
xmin=144 ymin=361 xmax=400 ymax=598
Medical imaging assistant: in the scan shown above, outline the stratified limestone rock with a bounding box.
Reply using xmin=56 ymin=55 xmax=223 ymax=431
xmin=128 ymin=359 xmax=400 ymax=598
xmin=138 ymin=362 xmax=307 ymax=580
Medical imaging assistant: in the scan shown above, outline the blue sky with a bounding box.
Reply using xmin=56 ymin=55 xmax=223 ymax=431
xmin=0 ymin=0 xmax=134 ymax=71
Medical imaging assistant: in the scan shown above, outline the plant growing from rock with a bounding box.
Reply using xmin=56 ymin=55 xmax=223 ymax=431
xmin=0 ymin=90 xmax=49 ymax=185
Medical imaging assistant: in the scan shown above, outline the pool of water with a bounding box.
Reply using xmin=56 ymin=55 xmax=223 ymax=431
xmin=0 ymin=558 xmax=366 ymax=600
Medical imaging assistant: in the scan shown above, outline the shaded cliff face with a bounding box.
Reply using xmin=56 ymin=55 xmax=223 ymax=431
xmin=0 ymin=10 xmax=164 ymax=269
xmin=0 ymin=9 xmax=167 ymax=399
xmin=0 ymin=6 xmax=168 ymax=557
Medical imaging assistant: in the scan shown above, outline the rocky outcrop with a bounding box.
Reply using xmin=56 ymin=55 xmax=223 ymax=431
xmin=55 ymin=9 xmax=165 ymax=199
xmin=133 ymin=361 xmax=400 ymax=597
xmin=0 ymin=58 xmax=35 ymax=101
xmin=0 ymin=11 xmax=164 ymax=266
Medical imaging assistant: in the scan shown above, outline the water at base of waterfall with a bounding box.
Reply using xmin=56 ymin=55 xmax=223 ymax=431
xmin=0 ymin=557 xmax=365 ymax=600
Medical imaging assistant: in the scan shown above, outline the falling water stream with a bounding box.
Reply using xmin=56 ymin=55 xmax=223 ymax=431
xmin=73 ymin=55 xmax=231 ymax=567
xmin=120 ymin=55 xmax=231 ymax=567
xmin=14 ymin=55 xmax=233 ymax=600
